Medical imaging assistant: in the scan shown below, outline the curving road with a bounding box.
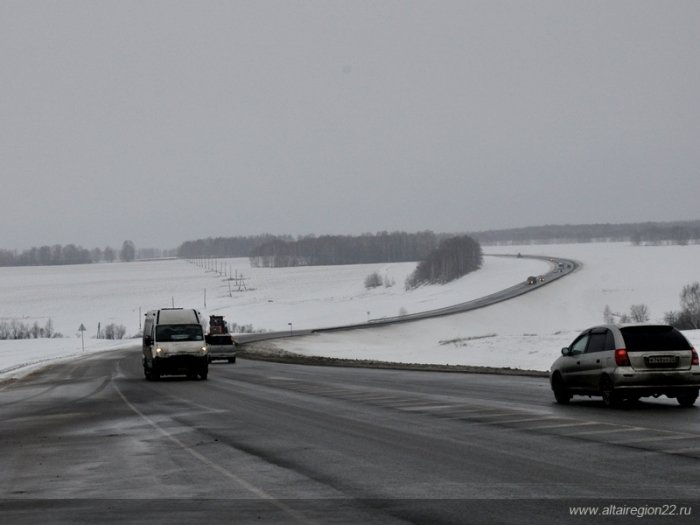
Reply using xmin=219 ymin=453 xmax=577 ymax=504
xmin=237 ymin=254 xmax=580 ymax=343
xmin=1 ymin=350 xmax=698 ymax=524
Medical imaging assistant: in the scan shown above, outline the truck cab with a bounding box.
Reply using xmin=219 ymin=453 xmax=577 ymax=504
xmin=205 ymin=315 xmax=238 ymax=363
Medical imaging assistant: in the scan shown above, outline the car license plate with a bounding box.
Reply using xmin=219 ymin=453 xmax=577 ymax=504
xmin=645 ymin=355 xmax=679 ymax=367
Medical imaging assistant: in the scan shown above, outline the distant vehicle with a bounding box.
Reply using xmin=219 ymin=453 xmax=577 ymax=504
xmin=538 ymin=275 xmax=545 ymax=282
xmin=142 ymin=308 xmax=209 ymax=380
xmin=550 ymin=324 xmax=700 ymax=407
xmin=526 ymin=276 xmax=538 ymax=285
xmin=206 ymin=315 xmax=238 ymax=364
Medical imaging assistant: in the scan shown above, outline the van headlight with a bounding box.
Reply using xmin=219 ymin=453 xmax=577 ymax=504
xmin=155 ymin=347 xmax=167 ymax=356
xmin=201 ymin=346 xmax=208 ymax=355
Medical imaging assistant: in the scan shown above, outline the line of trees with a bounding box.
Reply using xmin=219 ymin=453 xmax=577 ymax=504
xmin=177 ymin=234 xmax=288 ymax=259
xmin=0 ymin=319 xmax=62 ymax=340
xmin=98 ymin=323 xmax=128 ymax=339
xmin=406 ymin=235 xmax=483 ymax=289
xmin=604 ymin=304 xmax=650 ymax=324
xmin=0 ymin=245 xmax=93 ymax=266
xmin=473 ymin=220 xmax=700 ymax=246
xmin=249 ymin=231 xmax=441 ymax=267
xmin=0 ymin=241 xmax=138 ymax=267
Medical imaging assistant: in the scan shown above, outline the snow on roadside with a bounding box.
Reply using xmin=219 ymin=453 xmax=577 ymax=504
xmin=267 ymin=242 xmax=700 ymax=372
xmin=0 ymin=338 xmax=135 ymax=383
xmin=1 ymin=241 xmax=700 ymax=378
xmin=0 ymin=253 xmax=545 ymax=380
xmin=271 ymin=326 xmax=700 ymax=373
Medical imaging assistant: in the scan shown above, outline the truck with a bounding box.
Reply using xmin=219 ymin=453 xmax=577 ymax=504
xmin=142 ymin=308 xmax=209 ymax=380
xmin=205 ymin=315 xmax=238 ymax=364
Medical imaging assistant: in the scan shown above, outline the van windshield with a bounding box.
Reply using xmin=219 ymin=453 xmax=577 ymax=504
xmin=620 ymin=326 xmax=692 ymax=352
xmin=156 ymin=324 xmax=204 ymax=342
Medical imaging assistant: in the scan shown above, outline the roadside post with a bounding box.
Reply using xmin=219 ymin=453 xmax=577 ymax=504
xmin=78 ymin=323 xmax=86 ymax=352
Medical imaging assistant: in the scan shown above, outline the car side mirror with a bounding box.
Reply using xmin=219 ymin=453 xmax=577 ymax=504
xmin=561 ymin=347 xmax=570 ymax=356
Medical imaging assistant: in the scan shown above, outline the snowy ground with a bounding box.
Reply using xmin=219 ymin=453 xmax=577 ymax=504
xmin=1 ymin=242 xmax=699 ymax=380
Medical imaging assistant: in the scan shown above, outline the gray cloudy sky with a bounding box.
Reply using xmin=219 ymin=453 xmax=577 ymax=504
xmin=2 ymin=1 xmax=699 ymax=250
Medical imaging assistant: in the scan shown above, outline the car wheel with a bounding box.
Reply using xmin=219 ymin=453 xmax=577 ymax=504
xmin=600 ymin=376 xmax=620 ymax=407
xmin=677 ymin=391 xmax=698 ymax=407
xmin=552 ymin=374 xmax=571 ymax=404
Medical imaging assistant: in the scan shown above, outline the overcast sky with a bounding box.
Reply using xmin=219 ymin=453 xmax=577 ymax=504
xmin=2 ymin=1 xmax=699 ymax=251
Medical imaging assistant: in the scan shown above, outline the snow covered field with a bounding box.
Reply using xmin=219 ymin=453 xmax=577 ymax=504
xmin=1 ymin=242 xmax=699 ymax=380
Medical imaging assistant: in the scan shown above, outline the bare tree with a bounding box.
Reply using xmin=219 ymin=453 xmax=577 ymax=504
xmin=603 ymin=305 xmax=614 ymax=324
xmin=104 ymin=246 xmax=116 ymax=263
xmin=664 ymin=282 xmax=700 ymax=329
xmin=680 ymin=282 xmax=700 ymax=329
xmin=629 ymin=304 xmax=650 ymax=323
xmin=120 ymin=240 xmax=136 ymax=262
xmin=102 ymin=323 xmax=127 ymax=339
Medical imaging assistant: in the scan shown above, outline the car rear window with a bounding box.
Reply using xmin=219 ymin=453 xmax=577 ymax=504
xmin=620 ymin=326 xmax=692 ymax=352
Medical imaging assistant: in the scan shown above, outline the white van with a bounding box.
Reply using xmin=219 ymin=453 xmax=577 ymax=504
xmin=142 ymin=308 xmax=209 ymax=380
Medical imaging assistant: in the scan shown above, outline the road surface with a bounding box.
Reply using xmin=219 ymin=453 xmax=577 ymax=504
xmin=1 ymin=350 xmax=698 ymax=524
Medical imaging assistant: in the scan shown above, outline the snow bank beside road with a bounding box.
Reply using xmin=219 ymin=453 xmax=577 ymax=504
xmin=267 ymin=327 xmax=700 ymax=373
xmin=0 ymin=339 xmax=134 ymax=383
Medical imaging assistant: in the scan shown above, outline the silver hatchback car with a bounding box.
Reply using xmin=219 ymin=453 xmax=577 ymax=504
xmin=550 ymin=324 xmax=700 ymax=407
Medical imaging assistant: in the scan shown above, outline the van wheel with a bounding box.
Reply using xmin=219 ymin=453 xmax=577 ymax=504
xmin=228 ymin=357 xmax=236 ymax=364
xmin=200 ymin=371 xmax=208 ymax=380
xmin=552 ymin=374 xmax=571 ymax=404
xmin=677 ymin=391 xmax=698 ymax=407
xmin=600 ymin=376 xmax=620 ymax=407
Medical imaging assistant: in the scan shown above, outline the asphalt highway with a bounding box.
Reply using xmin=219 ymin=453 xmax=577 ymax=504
xmin=2 ymin=349 xmax=699 ymax=524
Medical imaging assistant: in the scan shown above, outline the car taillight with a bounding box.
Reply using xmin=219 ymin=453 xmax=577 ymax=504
xmin=692 ymin=348 xmax=699 ymax=366
xmin=615 ymin=348 xmax=630 ymax=366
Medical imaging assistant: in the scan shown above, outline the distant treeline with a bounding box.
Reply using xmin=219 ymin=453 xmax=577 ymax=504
xmin=472 ymin=220 xmax=700 ymax=246
xmin=0 ymin=245 xmax=93 ymax=266
xmin=249 ymin=231 xmax=441 ymax=267
xmin=177 ymin=234 xmax=287 ymax=259
xmin=0 ymin=241 xmax=152 ymax=267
